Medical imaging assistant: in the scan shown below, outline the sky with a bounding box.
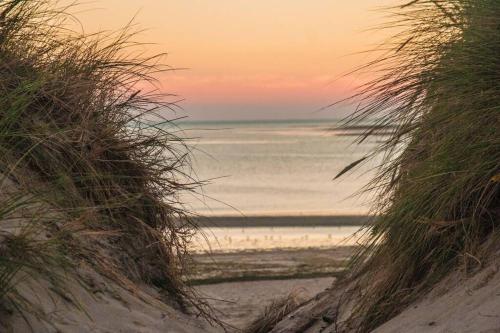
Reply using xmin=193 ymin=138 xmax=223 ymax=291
xmin=71 ymin=1 xmax=396 ymax=121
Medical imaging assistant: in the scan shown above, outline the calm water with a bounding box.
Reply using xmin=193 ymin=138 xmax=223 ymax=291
xmin=178 ymin=119 xmax=380 ymax=216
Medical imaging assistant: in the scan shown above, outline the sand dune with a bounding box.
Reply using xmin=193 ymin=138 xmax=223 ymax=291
xmin=268 ymin=250 xmax=500 ymax=333
xmin=1 ymin=264 xmax=214 ymax=333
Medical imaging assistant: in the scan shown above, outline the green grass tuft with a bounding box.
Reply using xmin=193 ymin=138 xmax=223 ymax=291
xmin=337 ymin=1 xmax=500 ymax=331
xmin=0 ymin=0 xmax=215 ymax=325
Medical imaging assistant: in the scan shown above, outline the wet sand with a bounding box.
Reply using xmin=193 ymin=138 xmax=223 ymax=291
xmin=191 ymin=247 xmax=356 ymax=330
xmin=189 ymin=217 xmax=360 ymax=329
xmin=191 ymin=215 xmax=370 ymax=228
xmin=190 ymin=247 xmax=355 ymax=284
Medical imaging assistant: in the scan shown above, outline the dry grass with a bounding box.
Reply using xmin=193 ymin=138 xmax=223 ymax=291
xmin=0 ymin=0 xmax=215 ymax=325
xmin=244 ymin=291 xmax=303 ymax=333
xmin=334 ymin=1 xmax=500 ymax=331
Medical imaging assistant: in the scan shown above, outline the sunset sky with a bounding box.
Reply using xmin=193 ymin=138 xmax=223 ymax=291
xmin=74 ymin=1 xmax=395 ymax=120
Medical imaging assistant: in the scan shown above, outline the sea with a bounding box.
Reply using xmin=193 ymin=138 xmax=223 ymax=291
xmin=174 ymin=119 xmax=381 ymax=251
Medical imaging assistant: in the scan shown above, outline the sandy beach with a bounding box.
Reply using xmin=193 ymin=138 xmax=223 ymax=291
xmin=197 ymin=277 xmax=334 ymax=330
xmin=189 ymin=215 xmax=367 ymax=254
xmin=190 ymin=246 xmax=356 ymax=329
xmin=190 ymin=246 xmax=355 ymax=284
xmin=187 ymin=215 xmax=360 ymax=328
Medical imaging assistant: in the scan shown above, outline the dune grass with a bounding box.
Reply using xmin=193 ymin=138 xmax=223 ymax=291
xmin=244 ymin=291 xmax=303 ymax=333
xmin=336 ymin=0 xmax=500 ymax=331
xmin=0 ymin=194 xmax=66 ymax=303
xmin=0 ymin=0 xmax=214 ymax=324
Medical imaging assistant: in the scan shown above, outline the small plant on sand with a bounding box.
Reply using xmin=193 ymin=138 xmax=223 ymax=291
xmin=0 ymin=0 xmax=214 ymax=325
xmin=337 ymin=0 xmax=500 ymax=331
xmin=244 ymin=291 xmax=303 ymax=333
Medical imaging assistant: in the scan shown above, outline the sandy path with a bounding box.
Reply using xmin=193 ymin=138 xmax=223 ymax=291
xmin=196 ymin=277 xmax=334 ymax=331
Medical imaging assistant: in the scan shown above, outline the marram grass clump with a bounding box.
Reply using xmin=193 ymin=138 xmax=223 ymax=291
xmin=0 ymin=0 xmax=213 ymax=324
xmin=244 ymin=291 xmax=303 ymax=333
xmin=338 ymin=0 xmax=500 ymax=331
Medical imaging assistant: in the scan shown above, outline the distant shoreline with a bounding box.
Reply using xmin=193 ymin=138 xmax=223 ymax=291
xmin=190 ymin=215 xmax=371 ymax=228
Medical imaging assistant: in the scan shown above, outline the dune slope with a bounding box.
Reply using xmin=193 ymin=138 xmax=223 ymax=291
xmin=0 ymin=1 xmax=215 ymax=331
xmin=1 ymin=256 xmax=212 ymax=333
xmin=269 ymin=249 xmax=500 ymax=333
xmin=262 ymin=1 xmax=500 ymax=332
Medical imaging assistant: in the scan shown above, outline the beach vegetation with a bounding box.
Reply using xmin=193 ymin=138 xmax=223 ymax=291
xmin=337 ymin=0 xmax=500 ymax=331
xmin=0 ymin=0 xmax=214 ymax=325
xmin=244 ymin=291 xmax=303 ymax=333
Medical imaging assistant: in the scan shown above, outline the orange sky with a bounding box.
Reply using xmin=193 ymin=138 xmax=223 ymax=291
xmin=72 ymin=1 xmax=396 ymax=120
